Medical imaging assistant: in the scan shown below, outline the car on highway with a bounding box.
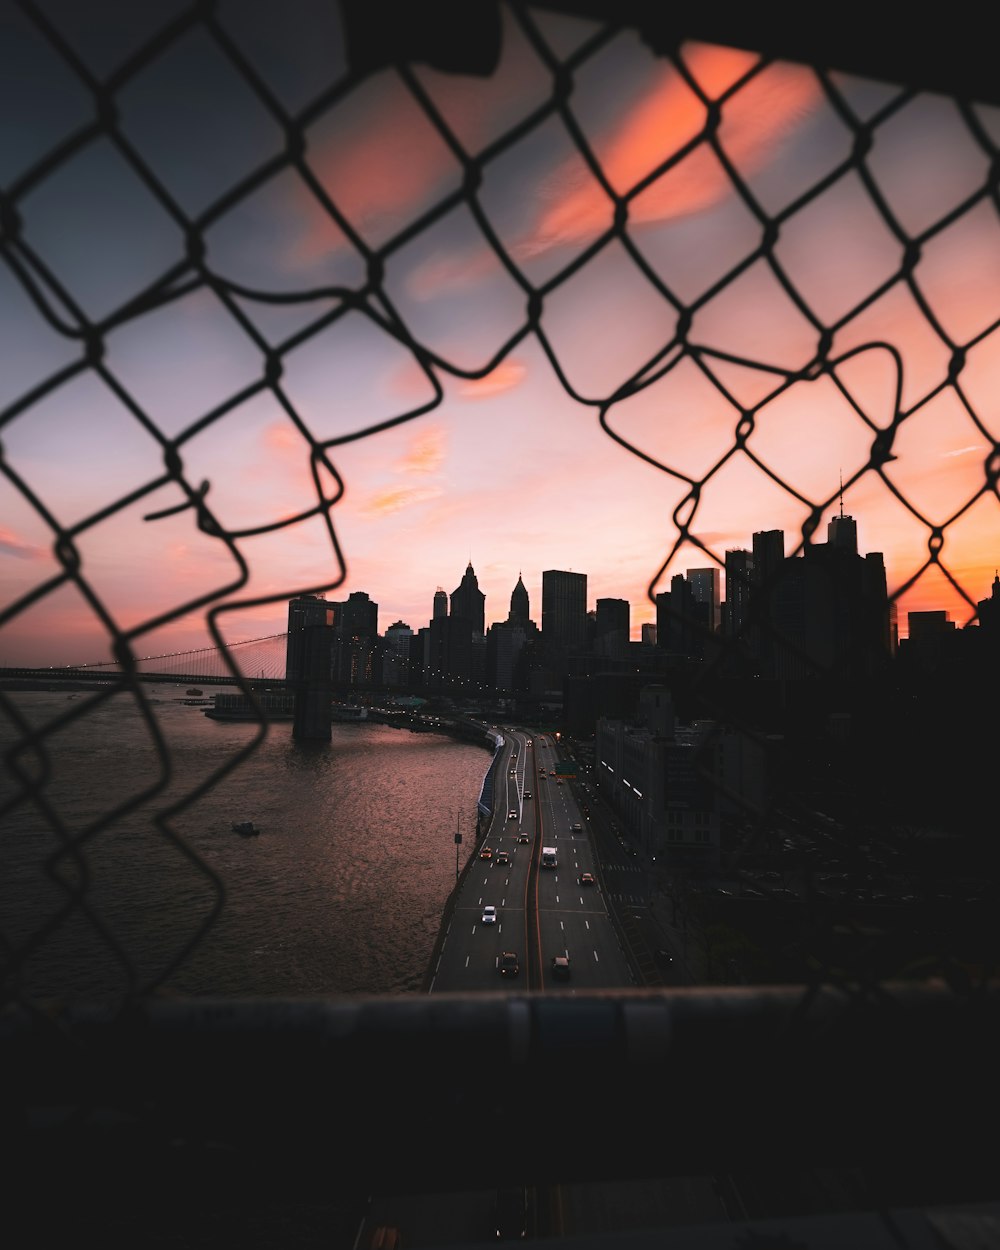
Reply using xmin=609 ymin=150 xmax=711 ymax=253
xmin=480 ymin=847 xmax=492 ymax=860
xmin=482 ymin=905 xmax=497 ymax=925
xmin=556 ymin=779 xmax=563 ymax=785
xmin=495 ymin=1186 xmax=528 ymax=1240
xmin=524 ymin=791 xmax=532 ymax=799
xmin=578 ymin=872 xmax=595 ymax=886
xmin=551 ymin=954 xmax=571 ymax=980
xmin=499 ymin=951 xmax=519 ymax=977
xmin=495 ymin=850 xmax=510 ymax=866
xmin=570 ymin=822 xmax=582 ymax=832
xmin=508 ymin=808 xmax=518 ymax=819
xmin=517 ymin=832 xmax=529 ymax=844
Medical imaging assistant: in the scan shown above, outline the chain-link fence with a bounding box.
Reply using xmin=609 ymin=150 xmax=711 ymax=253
xmin=2 ymin=0 xmax=999 ymax=1242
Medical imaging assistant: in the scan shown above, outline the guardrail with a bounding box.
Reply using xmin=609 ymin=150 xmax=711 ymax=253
xmin=7 ymin=983 xmax=997 ymax=1195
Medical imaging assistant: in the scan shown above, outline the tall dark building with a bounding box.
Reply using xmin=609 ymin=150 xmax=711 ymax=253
xmin=285 ymin=594 xmax=334 ymax=741
xmin=686 ymin=567 xmax=721 ymax=634
xmin=332 ymin=591 xmax=379 ymax=685
xmin=595 ymin=597 xmax=629 ymax=660
xmin=542 ymin=570 xmax=587 ymax=657
xmin=433 ymin=588 xmax=448 ymax=620
xmin=450 ymin=562 xmax=485 ymax=638
xmin=978 ymin=571 xmax=1000 ymax=636
xmin=766 ymin=530 xmax=892 ymax=683
xmin=656 ymin=573 xmax=703 ymax=659
xmin=723 ymin=548 xmax=753 ymax=641
xmin=751 ymin=529 xmax=786 ymax=678
xmin=827 ymin=509 xmax=858 ymax=553
xmin=286 ymin=594 xmax=334 ymax=682
xmin=508 ymin=574 xmax=529 ymax=628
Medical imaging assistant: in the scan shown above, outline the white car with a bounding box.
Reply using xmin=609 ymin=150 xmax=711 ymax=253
xmin=482 ymin=905 xmax=497 ymax=925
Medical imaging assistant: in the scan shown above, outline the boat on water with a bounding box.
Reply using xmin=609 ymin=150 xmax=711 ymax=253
xmin=232 ymin=821 xmax=259 ymax=837
xmin=330 ymin=704 xmax=368 ymax=722
xmin=186 ymin=687 xmax=203 ymax=696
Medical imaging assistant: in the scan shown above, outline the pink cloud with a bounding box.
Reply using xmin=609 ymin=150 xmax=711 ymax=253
xmin=518 ymin=47 xmax=822 ymax=258
xmin=404 ymin=245 xmax=505 ymax=302
xmin=0 ymin=525 xmax=45 ymax=560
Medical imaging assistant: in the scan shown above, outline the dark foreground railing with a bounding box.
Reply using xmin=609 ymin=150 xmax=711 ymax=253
xmin=6 ymin=982 xmax=999 ymax=1195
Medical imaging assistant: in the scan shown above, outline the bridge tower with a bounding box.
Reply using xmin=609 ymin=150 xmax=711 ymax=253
xmin=286 ymin=596 xmax=333 ymax=742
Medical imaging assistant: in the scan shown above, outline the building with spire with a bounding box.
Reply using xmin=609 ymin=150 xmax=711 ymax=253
xmin=451 ymin=562 xmax=485 ymax=638
xmin=508 ymin=573 xmax=529 ymax=629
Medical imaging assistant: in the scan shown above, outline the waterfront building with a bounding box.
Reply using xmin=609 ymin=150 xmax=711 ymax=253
xmin=285 ymin=595 xmax=333 ymax=684
xmin=383 ymin=620 xmax=414 ymax=687
xmin=332 ymin=591 xmax=380 ymax=686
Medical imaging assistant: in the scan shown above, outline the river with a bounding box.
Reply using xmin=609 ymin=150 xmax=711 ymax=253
xmin=0 ymin=687 xmax=495 ymax=1003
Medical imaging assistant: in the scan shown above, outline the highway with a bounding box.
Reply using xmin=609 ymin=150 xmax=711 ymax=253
xmin=429 ymin=731 xmax=630 ymax=995
xmin=363 ymin=730 xmax=729 ymax=1246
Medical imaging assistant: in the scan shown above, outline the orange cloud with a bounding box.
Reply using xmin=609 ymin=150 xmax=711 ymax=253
xmin=393 ymin=425 xmax=447 ymax=475
xmin=301 ymin=76 xmax=459 ymax=260
xmin=360 ymin=485 xmax=444 ymax=517
xmin=519 ymin=46 xmax=822 ymax=258
xmin=458 ymin=360 xmax=526 ymax=398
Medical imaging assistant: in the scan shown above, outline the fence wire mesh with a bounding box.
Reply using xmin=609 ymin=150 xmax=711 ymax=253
xmin=1 ymin=0 xmax=999 ymax=1198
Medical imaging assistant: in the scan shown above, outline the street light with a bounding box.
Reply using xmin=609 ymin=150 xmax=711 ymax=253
xmin=454 ymin=811 xmax=462 ymax=881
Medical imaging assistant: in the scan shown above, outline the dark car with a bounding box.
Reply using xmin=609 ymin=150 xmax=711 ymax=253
xmin=480 ymin=848 xmax=492 ymax=860
xmin=500 ymin=951 xmax=519 ymax=977
xmin=508 ymin=809 xmax=518 ymax=819
xmin=551 ymin=954 xmax=571 ymax=980
xmin=495 ymin=1185 xmax=528 ymax=1240
xmin=495 ymin=850 xmax=510 ymax=866
xmin=578 ymin=872 xmax=595 ymax=886
xmin=517 ymin=833 xmax=529 ymax=844
xmin=570 ymin=822 xmax=582 ymax=832
xmin=524 ymin=791 xmax=532 ymax=800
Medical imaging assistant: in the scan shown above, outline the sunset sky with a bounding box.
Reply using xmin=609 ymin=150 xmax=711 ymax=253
xmin=2 ymin=0 xmax=999 ymax=667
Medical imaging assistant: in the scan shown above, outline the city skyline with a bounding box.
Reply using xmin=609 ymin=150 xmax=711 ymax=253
xmin=2 ymin=3 xmax=999 ymax=667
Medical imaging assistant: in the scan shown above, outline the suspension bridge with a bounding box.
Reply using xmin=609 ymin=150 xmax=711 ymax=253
xmin=0 ymin=634 xmax=292 ymax=688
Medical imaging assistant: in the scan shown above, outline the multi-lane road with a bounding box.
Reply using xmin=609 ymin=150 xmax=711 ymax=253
xmin=428 ymin=730 xmax=632 ymax=994
xmin=361 ymin=730 xmax=729 ymax=1246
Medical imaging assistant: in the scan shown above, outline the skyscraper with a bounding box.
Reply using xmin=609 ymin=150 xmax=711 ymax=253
xmin=595 ymin=597 xmax=630 ymax=660
xmin=383 ymin=620 xmax=413 ymax=686
xmin=508 ymin=574 xmax=529 ymax=628
xmin=751 ymin=529 xmax=786 ymax=678
xmin=285 ymin=594 xmax=333 ymax=683
xmin=450 ymin=562 xmax=485 ymax=637
xmin=433 ymin=588 xmax=447 ymax=620
xmin=687 ymin=567 xmax=721 ymax=634
xmin=723 ymin=548 xmax=753 ymax=641
xmin=332 ymin=591 xmax=379 ymax=685
xmin=542 ymin=569 xmax=587 ymax=669
xmin=285 ymin=594 xmax=334 ymax=741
